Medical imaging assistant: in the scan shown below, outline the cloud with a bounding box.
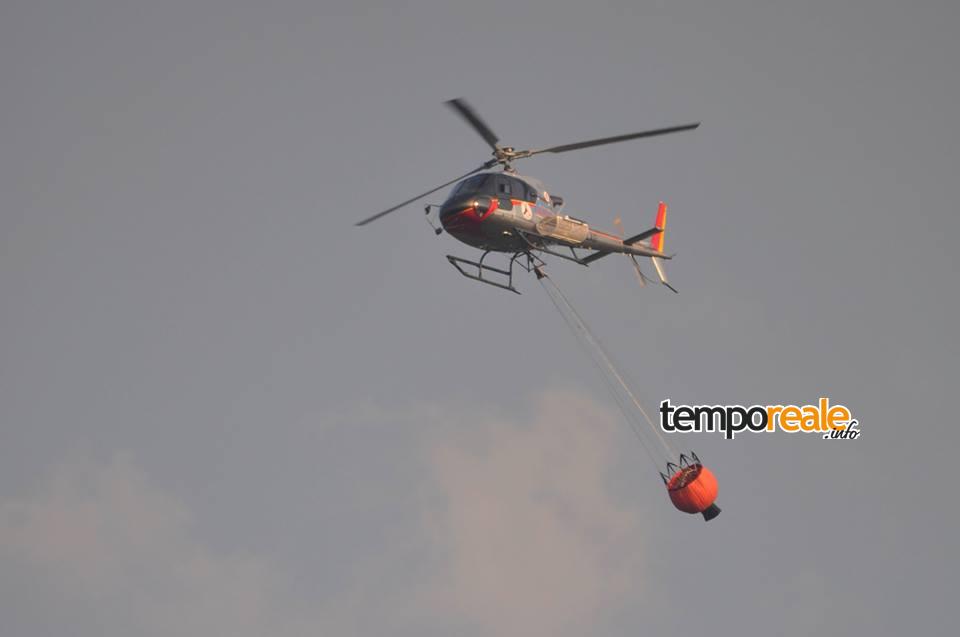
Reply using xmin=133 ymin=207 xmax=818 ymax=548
xmin=422 ymin=389 xmax=645 ymax=637
xmin=0 ymin=391 xmax=650 ymax=637
xmin=0 ymin=453 xmax=301 ymax=637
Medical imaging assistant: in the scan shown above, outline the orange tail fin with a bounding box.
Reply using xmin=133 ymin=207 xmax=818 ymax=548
xmin=650 ymin=201 xmax=667 ymax=252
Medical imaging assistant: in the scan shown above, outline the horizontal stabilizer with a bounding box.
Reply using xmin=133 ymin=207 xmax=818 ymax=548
xmin=624 ymin=227 xmax=659 ymax=245
xmin=580 ymin=249 xmax=611 ymax=265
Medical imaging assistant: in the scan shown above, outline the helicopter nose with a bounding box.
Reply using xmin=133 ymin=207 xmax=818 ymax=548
xmin=439 ymin=195 xmax=494 ymax=220
xmin=439 ymin=195 xmax=496 ymax=235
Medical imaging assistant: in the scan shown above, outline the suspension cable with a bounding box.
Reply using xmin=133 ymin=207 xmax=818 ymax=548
xmin=538 ymin=273 xmax=678 ymax=464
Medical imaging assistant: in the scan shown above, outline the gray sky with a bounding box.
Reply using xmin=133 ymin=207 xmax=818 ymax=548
xmin=1 ymin=1 xmax=957 ymax=635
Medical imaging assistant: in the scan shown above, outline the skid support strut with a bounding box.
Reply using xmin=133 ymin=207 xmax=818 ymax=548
xmin=446 ymin=251 xmax=544 ymax=294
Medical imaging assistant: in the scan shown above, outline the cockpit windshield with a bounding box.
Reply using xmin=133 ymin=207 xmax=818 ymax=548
xmin=449 ymin=174 xmax=538 ymax=202
xmin=451 ymin=174 xmax=492 ymax=196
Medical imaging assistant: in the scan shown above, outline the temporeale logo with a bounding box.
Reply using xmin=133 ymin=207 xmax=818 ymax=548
xmin=659 ymin=397 xmax=860 ymax=441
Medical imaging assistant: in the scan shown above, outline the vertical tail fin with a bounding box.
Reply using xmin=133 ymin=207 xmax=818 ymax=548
xmin=649 ymin=201 xmax=667 ymax=252
xmin=618 ymin=201 xmax=676 ymax=292
xmin=651 ymin=256 xmax=677 ymax=293
xmin=650 ymin=202 xmax=677 ymax=293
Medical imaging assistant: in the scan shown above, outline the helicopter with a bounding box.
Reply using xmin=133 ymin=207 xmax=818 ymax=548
xmin=356 ymin=98 xmax=699 ymax=294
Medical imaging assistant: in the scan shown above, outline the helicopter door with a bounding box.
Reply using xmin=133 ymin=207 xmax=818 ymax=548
xmin=492 ymin=176 xmax=515 ymax=211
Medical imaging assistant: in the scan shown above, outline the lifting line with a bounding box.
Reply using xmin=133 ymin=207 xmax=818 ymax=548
xmin=538 ymin=272 xmax=678 ymax=468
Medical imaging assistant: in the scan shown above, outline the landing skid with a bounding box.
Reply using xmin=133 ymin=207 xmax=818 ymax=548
xmin=446 ymin=250 xmax=546 ymax=294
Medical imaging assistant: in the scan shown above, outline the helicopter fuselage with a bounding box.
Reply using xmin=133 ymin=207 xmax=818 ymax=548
xmin=357 ymin=97 xmax=695 ymax=293
xmin=437 ymin=171 xmax=657 ymax=259
xmin=439 ymin=172 xmax=552 ymax=252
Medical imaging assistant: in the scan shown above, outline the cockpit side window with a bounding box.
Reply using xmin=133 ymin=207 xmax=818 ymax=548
xmin=507 ymin=177 xmax=535 ymax=202
xmin=520 ymin=182 xmax=538 ymax=203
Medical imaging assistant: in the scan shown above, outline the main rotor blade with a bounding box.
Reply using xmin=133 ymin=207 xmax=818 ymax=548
xmin=445 ymin=98 xmax=500 ymax=150
xmin=524 ymin=122 xmax=700 ymax=157
xmin=355 ymin=163 xmax=493 ymax=227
